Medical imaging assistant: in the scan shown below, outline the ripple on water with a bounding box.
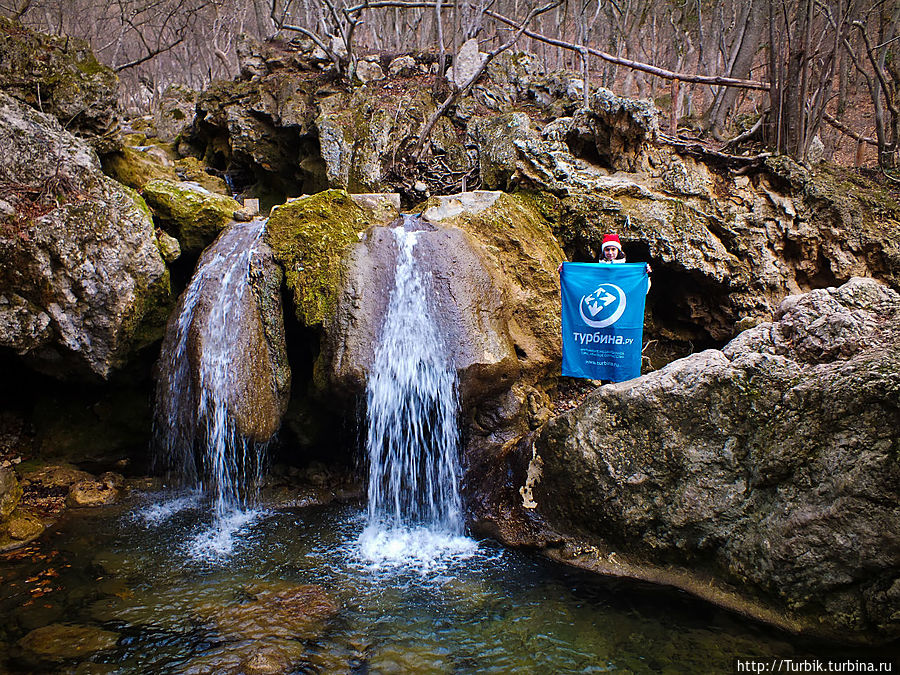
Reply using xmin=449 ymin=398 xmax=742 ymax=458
xmin=2 ymin=499 xmax=877 ymax=675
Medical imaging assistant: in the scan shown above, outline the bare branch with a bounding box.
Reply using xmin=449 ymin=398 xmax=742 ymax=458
xmin=114 ymin=36 xmax=185 ymax=72
xmin=413 ymin=1 xmax=561 ymax=159
xmin=485 ymin=7 xmax=770 ymax=90
xmin=822 ymin=111 xmax=878 ymax=145
xmin=852 ymin=20 xmax=899 ymax=116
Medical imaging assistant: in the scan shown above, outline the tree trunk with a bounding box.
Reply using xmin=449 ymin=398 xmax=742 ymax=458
xmin=703 ymin=0 xmax=763 ymax=139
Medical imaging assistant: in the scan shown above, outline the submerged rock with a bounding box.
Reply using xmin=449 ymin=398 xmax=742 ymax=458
xmin=17 ymin=623 xmax=119 ymax=660
xmin=0 ymin=93 xmax=171 ymax=379
xmin=181 ymin=639 xmax=309 ymax=675
xmin=195 ymin=583 xmax=338 ymax=641
xmin=510 ymin=277 xmax=900 ymax=644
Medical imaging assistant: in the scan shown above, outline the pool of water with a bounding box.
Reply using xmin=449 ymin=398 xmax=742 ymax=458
xmin=0 ymin=493 xmax=875 ymax=674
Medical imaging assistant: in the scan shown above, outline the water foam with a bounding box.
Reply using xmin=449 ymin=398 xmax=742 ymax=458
xmin=185 ymin=508 xmax=263 ymax=562
xmin=133 ymin=492 xmax=201 ymax=526
xmin=357 ymin=524 xmax=478 ymax=572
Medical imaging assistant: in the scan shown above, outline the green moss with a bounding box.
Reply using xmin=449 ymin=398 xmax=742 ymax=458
xmin=513 ymin=189 xmax=565 ymax=225
xmin=142 ymin=179 xmax=241 ymax=254
xmin=265 ymin=189 xmax=370 ymax=327
xmin=72 ymin=50 xmax=109 ymax=77
xmin=102 ymin=147 xmax=178 ymax=190
xmin=127 ymin=264 xmax=173 ymax=350
xmin=123 ymin=184 xmax=153 ymax=221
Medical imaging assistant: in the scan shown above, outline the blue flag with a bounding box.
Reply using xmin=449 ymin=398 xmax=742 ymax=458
xmin=560 ymin=262 xmax=649 ymax=381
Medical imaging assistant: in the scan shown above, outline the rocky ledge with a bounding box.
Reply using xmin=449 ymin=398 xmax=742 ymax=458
xmin=482 ymin=277 xmax=900 ymax=645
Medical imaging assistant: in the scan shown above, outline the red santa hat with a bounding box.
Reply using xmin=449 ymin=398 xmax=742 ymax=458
xmin=601 ymin=234 xmax=622 ymax=253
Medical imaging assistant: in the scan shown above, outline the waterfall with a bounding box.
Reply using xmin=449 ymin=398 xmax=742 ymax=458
xmin=360 ymin=216 xmax=472 ymax=564
xmin=152 ymin=219 xmax=268 ymax=523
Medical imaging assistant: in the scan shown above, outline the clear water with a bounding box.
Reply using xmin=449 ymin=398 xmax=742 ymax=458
xmin=152 ymin=219 xmax=268 ymax=521
xmin=0 ymin=496 xmax=859 ymax=675
xmin=362 ymin=220 xmax=466 ymax=564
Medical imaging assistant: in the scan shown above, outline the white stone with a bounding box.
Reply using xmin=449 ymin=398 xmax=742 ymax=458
xmin=355 ymin=59 xmax=384 ymax=83
xmin=388 ymin=55 xmax=417 ymax=77
xmin=448 ymin=38 xmax=487 ymax=88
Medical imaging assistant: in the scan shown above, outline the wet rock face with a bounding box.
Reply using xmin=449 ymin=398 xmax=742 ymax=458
xmin=523 ymin=278 xmax=900 ymax=643
xmin=159 ymin=222 xmax=290 ymax=443
xmin=265 ymin=190 xmax=385 ymax=329
xmin=0 ymin=93 xmax=171 ymax=379
xmin=321 ymin=191 xmax=563 ymax=407
xmin=321 ymin=191 xmax=563 ymax=492
xmin=0 ymin=17 xmax=119 ymax=152
xmin=323 ymin=214 xmax=517 ymax=404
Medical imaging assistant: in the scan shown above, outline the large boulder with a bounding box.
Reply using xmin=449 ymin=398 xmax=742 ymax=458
xmin=155 ymin=84 xmax=198 ymax=143
xmin=265 ymin=190 xmax=400 ymax=329
xmin=0 ymin=17 xmax=119 ymax=152
xmin=0 ymin=92 xmax=171 ymax=379
xmin=156 ymin=219 xmax=290 ymax=444
xmin=319 ymin=191 xmax=563 ymax=467
xmin=504 ymin=277 xmax=900 ymax=644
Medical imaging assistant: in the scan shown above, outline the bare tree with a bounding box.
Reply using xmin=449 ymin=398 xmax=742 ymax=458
xmin=702 ymin=0 xmax=765 ymax=139
xmin=840 ymin=3 xmax=900 ymax=169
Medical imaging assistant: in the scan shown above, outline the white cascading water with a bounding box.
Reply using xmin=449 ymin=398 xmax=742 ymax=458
xmin=152 ymin=219 xmax=267 ymax=557
xmin=359 ymin=216 xmax=474 ymax=565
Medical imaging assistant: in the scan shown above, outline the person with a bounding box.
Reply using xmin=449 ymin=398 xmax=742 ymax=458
xmin=557 ymin=233 xmax=653 ymax=281
xmin=598 ymin=233 xmax=652 ymax=286
xmin=599 ymin=233 xmax=627 ymax=263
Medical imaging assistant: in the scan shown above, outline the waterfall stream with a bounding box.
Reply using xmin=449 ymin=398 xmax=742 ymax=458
xmin=360 ymin=216 xmax=473 ymax=564
xmin=152 ymin=219 xmax=268 ymax=548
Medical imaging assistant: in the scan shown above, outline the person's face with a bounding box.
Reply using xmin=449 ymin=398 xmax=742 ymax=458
xmin=603 ymin=246 xmax=617 ymax=260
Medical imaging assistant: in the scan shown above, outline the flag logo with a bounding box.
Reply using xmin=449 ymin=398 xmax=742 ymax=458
xmin=579 ymin=283 xmax=626 ymax=328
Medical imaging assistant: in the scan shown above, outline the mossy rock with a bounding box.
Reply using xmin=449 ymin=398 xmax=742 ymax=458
xmin=142 ymin=179 xmax=241 ymax=255
xmin=0 ymin=465 xmax=22 ymax=520
xmin=102 ymin=146 xmax=179 ymax=190
xmin=265 ymin=189 xmax=371 ymax=327
xmin=0 ymin=508 xmax=45 ymax=552
xmin=173 ymin=157 xmax=231 ymax=195
xmin=5 ymin=508 xmax=43 ymax=541
xmin=0 ymin=17 xmax=118 ymax=149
